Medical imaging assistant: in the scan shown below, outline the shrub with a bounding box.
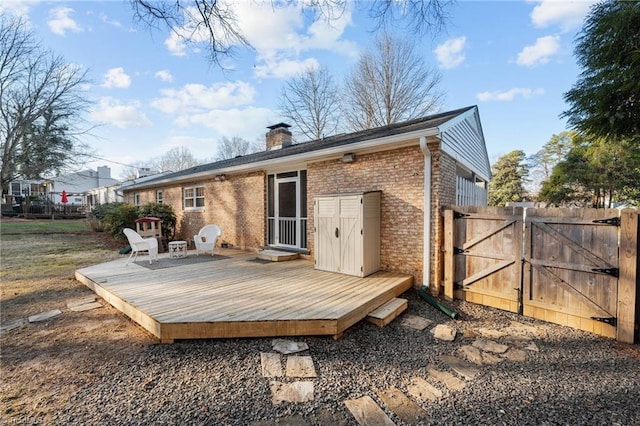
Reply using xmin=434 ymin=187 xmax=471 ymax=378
xmin=138 ymin=203 xmax=177 ymax=238
xmin=90 ymin=202 xmax=138 ymax=239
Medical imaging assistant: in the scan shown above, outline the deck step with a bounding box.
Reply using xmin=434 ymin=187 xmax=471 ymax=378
xmin=257 ymin=250 xmax=300 ymax=262
xmin=366 ymin=297 xmax=408 ymax=327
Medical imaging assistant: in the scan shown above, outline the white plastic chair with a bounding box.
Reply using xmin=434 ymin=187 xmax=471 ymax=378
xmin=193 ymin=225 xmax=222 ymax=256
xmin=123 ymin=228 xmax=158 ymax=265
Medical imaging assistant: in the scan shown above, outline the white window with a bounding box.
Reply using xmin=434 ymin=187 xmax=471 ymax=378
xmin=183 ymin=186 xmax=205 ymax=210
xmin=156 ymin=190 xmax=163 ymax=204
xmin=134 ymin=193 xmax=140 ymax=206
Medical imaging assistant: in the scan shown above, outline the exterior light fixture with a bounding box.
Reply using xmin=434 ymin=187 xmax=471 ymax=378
xmin=342 ymin=153 xmax=356 ymax=163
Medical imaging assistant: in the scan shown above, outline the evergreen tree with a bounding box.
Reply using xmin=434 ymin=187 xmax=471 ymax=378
xmin=563 ymin=1 xmax=640 ymax=142
xmin=488 ymin=150 xmax=529 ymax=206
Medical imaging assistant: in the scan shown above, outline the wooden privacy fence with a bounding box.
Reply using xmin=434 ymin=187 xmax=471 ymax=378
xmin=443 ymin=207 xmax=639 ymax=343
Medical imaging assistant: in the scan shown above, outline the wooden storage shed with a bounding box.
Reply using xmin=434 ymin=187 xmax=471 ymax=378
xmin=314 ymin=191 xmax=381 ymax=277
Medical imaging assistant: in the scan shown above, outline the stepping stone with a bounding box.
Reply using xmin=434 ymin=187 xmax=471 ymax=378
xmin=344 ymin=396 xmax=396 ymax=426
xmin=524 ymin=341 xmax=540 ymax=352
xmin=472 ymin=338 xmax=509 ymax=354
xmin=367 ymin=298 xmax=407 ymax=327
xmin=401 ymin=315 xmax=433 ymax=331
xmin=0 ymin=318 xmax=26 ymax=333
xmin=378 ymin=387 xmax=428 ymax=424
xmin=427 ymin=366 xmax=465 ymax=391
xmin=476 ymin=327 xmax=507 ymax=339
xmin=406 ymin=377 xmax=442 ymax=402
xmin=439 ymin=355 xmax=479 ymax=380
xmin=66 ymin=296 xmax=96 ymax=308
xmin=431 ymin=324 xmax=457 ymax=341
xmin=502 ymin=348 xmax=528 ymax=362
xmin=457 ymin=345 xmax=484 ymax=365
xmin=69 ymin=302 xmax=102 ymax=312
xmin=285 ymin=356 xmax=317 ymax=378
xmin=503 ymin=335 xmax=533 ymax=348
xmin=480 ymin=352 xmax=504 ymax=365
xmin=270 ymin=381 xmax=314 ymax=404
xmin=260 ymin=352 xmax=283 ymax=378
xmin=272 ymin=339 xmax=309 ymax=354
xmin=28 ymin=309 xmax=62 ymax=323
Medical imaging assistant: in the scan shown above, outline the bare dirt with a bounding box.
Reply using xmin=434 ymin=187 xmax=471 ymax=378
xmin=0 ymin=220 xmax=154 ymax=423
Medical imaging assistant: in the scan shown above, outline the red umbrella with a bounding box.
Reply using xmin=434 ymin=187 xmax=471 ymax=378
xmin=61 ymin=190 xmax=68 ymax=204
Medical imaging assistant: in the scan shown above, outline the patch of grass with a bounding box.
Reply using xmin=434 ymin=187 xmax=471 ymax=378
xmin=0 ymin=219 xmax=90 ymax=234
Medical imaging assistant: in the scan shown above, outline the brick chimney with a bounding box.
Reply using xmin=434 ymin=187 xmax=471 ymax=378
xmin=266 ymin=123 xmax=292 ymax=150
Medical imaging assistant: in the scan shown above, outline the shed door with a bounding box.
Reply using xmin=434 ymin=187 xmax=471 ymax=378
xmin=339 ymin=196 xmax=362 ymax=276
xmin=315 ymin=197 xmax=339 ymax=272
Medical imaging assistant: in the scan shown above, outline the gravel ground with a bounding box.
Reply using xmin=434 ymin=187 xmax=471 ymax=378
xmin=26 ymin=289 xmax=640 ymax=425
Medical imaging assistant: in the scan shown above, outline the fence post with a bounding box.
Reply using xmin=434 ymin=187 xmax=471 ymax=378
xmin=443 ymin=209 xmax=455 ymax=301
xmin=617 ymin=209 xmax=639 ymax=343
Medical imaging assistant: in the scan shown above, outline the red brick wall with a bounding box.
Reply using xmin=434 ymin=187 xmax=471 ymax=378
xmin=307 ymin=146 xmax=425 ymax=284
xmin=125 ymin=171 xmax=266 ymax=251
xmin=427 ymin=143 xmax=457 ymax=294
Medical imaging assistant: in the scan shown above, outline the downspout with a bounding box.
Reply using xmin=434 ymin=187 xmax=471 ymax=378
xmin=419 ymin=135 xmax=460 ymax=320
xmin=419 ymin=136 xmax=432 ymax=290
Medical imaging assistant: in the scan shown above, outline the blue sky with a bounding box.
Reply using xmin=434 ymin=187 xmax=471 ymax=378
xmin=1 ymin=0 xmax=596 ymax=179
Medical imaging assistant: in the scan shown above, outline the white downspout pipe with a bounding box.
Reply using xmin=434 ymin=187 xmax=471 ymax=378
xmin=419 ymin=136 xmax=432 ymax=289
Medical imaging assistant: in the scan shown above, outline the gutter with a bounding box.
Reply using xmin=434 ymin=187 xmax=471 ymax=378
xmin=125 ymin=127 xmax=440 ymax=191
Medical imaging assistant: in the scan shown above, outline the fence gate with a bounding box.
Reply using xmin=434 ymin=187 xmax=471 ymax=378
xmin=524 ymin=208 xmax=619 ymax=338
xmin=444 ymin=206 xmax=524 ymax=314
xmin=444 ymin=206 xmax=639 ymax=342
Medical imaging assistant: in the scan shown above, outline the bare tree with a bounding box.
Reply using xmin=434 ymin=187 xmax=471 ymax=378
xmin=0 ymin=14 xmax=91 ymax=195
xmin=150 ymin=146 xmax=202 ymax=172
xmin=342 ymin=32 xmax=443 ymax=131
xmin=215 ymin=135 xmax=262 ymax=161
xmin=279 ymin=66 xmax=341 ymax=141
xmin=130 ymin=0 xmax=451 ymax=65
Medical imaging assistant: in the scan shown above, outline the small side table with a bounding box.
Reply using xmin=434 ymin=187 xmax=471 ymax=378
xmin=168 ymin=240 xmax=188 ymax=258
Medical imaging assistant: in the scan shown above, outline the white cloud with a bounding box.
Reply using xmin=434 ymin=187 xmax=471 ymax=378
xmin=0 ymin=0 xmax=35 ymax=17
xmin=90 ymin=97 xmax=152 ymax=128
xmin=155 ymin=70 xmax=174 ymax=82
xmin=477 ymin=87 xmax=545 ymax=102
xmin=162 ymin=1 xmax=357 ymax=79
xmin=47 ymin=7 xmax=83 ymax=36
xmin=100 ymin=13 xmax=123 ymax=28
xmin=151 ymin=81 xmax=256 ymax=114
xmin=254 ymin=57 xmax=320 ymax=79
xmin=434 ymin=36 xmax=467 ymax=70
xmin=102 ymin=67 xmax=131 ymax=89
xmin=516 ymin=35 xmax=560 ymax=67
xmin=181 ymin=107 xmax=279 ymax=139
xmin=530 ymin=0 xmax=595 ymax=32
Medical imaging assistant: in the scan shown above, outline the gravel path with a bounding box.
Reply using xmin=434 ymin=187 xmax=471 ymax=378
xmin=51 ymin=289 xmax=640 ymax=425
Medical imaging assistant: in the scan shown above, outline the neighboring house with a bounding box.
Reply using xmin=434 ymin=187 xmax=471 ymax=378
xmin=49 ymin=166 xmax=119 ymax=206
xmin=5 ymin=166 xmax=119 ymax=208
xmin=84 ymin=169 xmax=172 ymax=211
xmin=123 ymin=106 xmax=491 ymax=293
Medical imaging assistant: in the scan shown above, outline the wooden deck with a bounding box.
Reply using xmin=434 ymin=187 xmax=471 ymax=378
xmin=75 ymin=249 xmax=413 ymax=343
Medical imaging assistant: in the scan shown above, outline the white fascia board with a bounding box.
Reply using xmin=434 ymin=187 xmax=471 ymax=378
xmin=124 ymin=127 xmax=440 ymax=191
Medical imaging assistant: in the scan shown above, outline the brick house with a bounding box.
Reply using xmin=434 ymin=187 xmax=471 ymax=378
xmin=123 ymin=106 xmax=491 ymax=294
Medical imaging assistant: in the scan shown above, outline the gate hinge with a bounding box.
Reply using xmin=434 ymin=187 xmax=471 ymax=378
xmin=454 ymin=211 xmax=470 ymax=219
xmin=591 ymin=267 xmax=619 ymax=278
xmin=591 ymin=316 xmax=617 ymax=327
xmin=454 ymin=247 xmax=468 ymax=255
xmin=454 ymin=282 xmax=464 ymax=290
xmin=592 ymin=217 xmax=620 ymax=226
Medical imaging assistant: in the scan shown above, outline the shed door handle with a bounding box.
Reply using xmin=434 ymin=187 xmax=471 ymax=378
xmin=335 ymin=228 xmax=339 ymax=238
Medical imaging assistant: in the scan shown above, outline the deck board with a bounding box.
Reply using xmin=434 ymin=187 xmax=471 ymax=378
xmin=75 ymin=249 xmax=413 ymax=342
